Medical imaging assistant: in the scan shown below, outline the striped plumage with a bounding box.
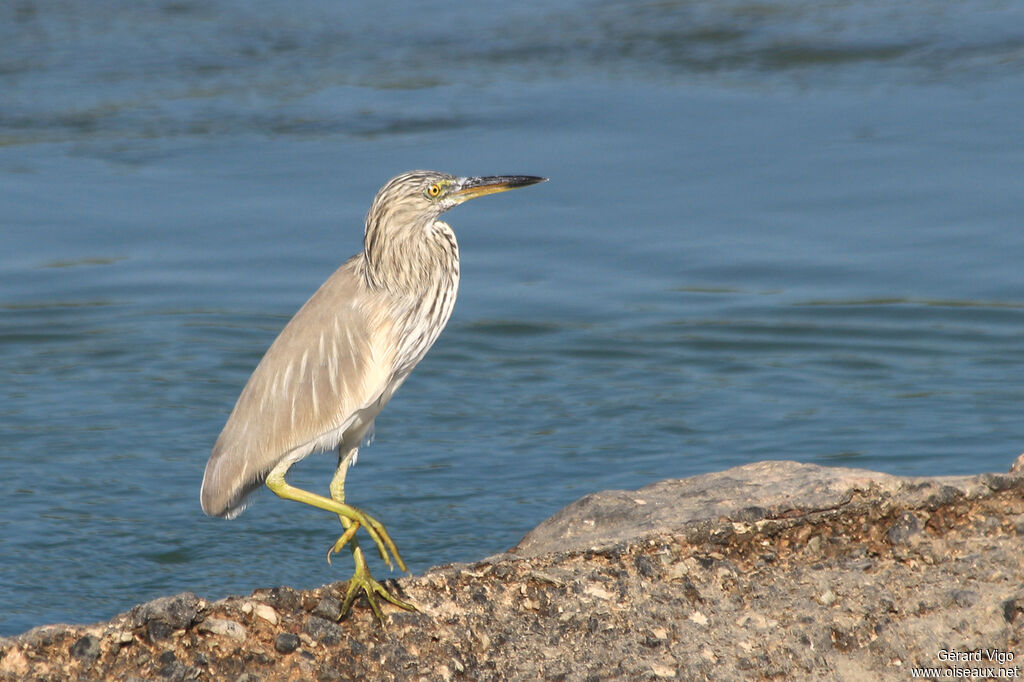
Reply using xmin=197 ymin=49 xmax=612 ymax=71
xmin=198 ymin=169 xmax=545 ymax=624
xmin=201 ymin=170 xmax=546 ymax=519
xmin=201 ymin=171 xmax=463 ymax=517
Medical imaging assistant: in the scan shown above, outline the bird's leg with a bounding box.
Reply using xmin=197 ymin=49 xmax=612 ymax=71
xmin=326 ymin=448 xmax=361 ymax=562
xmin=264 ymin=457 xmax=405 ymax=572
xmin=328 ymin=448 xmax=416 ymax=623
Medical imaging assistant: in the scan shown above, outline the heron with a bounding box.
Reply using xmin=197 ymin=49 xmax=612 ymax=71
xmin=200 ymin=170 xmax=546 ymax=623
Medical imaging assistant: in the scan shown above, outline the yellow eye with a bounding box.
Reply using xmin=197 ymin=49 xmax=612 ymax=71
xmin=427 ymin=183 xmax=441 ymax=198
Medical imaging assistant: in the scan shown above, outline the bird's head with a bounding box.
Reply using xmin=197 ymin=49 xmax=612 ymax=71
xmin=367 ymin=170 xmax=547 ymax=231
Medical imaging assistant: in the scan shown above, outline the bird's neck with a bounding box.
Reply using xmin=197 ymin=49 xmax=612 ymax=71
xmin=362 ymin=219 xmax=460 ymax=298
xmin=362 ymin=219 xmax=461 ymax=376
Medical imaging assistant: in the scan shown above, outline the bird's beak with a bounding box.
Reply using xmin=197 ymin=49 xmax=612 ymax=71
xmin=450 ymin=175 xmax=547 ymax=203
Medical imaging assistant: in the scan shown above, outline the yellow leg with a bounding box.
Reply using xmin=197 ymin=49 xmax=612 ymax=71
xmin=328 ymin=448 xmax=416 ymax=624
xmin=265 ymin=457 xmax=406 ymax=572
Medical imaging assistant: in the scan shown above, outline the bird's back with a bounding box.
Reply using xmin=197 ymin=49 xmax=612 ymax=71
xmin=202 ymin=171 xmax=480 ymax=519
xmin=201 ymin=256 xmax=399 ymax=518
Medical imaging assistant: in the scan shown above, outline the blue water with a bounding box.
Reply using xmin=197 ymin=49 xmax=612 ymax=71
xmin=3 ymin=0 xmax=1024 ymax=636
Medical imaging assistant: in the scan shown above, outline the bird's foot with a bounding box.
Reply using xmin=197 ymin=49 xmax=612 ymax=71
xmin=326 ymin=522 xmax=360 ymax=565
xmin=341 ymin=547 xmax=416 ymax=625
xmin=325 ymin=514 xmax=408 ymax=574
xmin=346 ymin=506 xmax=407 ymax=572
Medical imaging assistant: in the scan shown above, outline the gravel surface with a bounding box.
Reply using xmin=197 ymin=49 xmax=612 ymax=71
xmin=4 ymin=458 xmax=1024 ymax=681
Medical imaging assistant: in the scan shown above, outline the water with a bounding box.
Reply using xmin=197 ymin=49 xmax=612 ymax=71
xmin=2 ymin=0 xmax=1024 ymax=636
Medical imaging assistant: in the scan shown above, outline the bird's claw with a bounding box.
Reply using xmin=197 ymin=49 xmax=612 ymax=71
xmin=329 ymin=507 xmax=407 ymax=572
xmin=341 ymin=547 xmax=417 ymax=625
xmin=358 ymin=510 xmax=405 ymax=571
xmin=326 ymin=522 xmax=361 ymax=565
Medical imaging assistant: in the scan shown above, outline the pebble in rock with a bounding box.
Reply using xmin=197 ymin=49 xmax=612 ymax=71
xmin=275 ymin=632 xmax=301 ymax=654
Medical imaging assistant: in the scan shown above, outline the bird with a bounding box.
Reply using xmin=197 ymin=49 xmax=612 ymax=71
xmin=200 ymin=170 xmax=547 ymax=623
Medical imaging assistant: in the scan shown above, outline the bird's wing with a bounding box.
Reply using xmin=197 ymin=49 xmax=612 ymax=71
xmin=201 ymin=258 xmax=395 ymax=517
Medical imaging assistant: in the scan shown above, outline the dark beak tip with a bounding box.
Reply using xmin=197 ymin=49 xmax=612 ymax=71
xmin=476 ymin=175 xmax=547 ymax=183
xmin=454 ymin=174 xmax=548 ymax=198
xmin=510 ymin=175 xmax=548 ymax=187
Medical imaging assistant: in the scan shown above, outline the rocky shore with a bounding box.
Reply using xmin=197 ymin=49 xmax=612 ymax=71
xmin=4 ymin=458 xmax=1024 ymax=681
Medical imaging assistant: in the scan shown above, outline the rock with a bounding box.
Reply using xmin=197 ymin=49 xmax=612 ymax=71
xmin=274 ymin=632 xmax=300 ymax=654
xmin=311 ymin=596 xmax=343 ymax=622
xmin=156 ymin=651 xmax=188 ymax=681
xmin=68 ymin=634 xmax=100 ymax=662
xmin=252 ymin=586 xmax=302 ymax=613
xmin=950 ymin=590 xmax=979 ymax=608
xmin=2 ymin=459 xmax=1024 ymax=681
xmin=133 ymin=592 xmax=199 ymax=631
xmin=514 ymin=460 xmax=1012 ymax=557
xmin=196 ymin=617 xmax=246 ymax=641
xmin=253 ymin=603 xmax=279 ymax=625
xmin=886 ymin=512 xmax=921 ymax=544
xmin=130 ymin=592 xmax=200 ymax=642
xmin=303 ymin=615 xmax=343 ymax=646
xmin=1003 ymin=596 xmax=1024 ymax=623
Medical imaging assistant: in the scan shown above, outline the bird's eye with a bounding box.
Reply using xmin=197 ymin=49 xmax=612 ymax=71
xmin=427 ymin=183 xmax=441 ymax=198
